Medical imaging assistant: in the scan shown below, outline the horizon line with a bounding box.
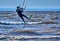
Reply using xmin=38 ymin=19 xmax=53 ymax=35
xmin=0 ymin=8 xmax=60 ymax=11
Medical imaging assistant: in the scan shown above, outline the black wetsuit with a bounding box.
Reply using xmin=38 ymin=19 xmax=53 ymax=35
xmin=16 ymin=8 xmax=29 ymax=23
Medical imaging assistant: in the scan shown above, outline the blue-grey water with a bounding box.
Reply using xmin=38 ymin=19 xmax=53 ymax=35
xmin=0 ymin=11 xmax=60 ymax=41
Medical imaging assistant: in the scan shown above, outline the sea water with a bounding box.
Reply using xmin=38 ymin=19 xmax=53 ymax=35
xmin=0 ymin=11 xmax=60 ymax=41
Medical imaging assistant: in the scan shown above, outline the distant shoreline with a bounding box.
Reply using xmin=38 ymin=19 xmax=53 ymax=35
xmin=0 ymin=8 xmax=60 ymax=11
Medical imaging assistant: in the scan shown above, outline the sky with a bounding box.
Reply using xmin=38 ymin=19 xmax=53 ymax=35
xmin=0 ymin=0 xmax=60 ymax=11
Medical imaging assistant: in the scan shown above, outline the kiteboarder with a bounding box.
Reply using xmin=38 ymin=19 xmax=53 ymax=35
xmin=16 ymin=6 xmax=29 ymax=23
xmin=16 ymin=0 xmax=32 ymax=23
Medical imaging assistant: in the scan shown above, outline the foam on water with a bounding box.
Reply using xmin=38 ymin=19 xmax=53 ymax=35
xmin=0 ymin=35 xmax=60 ymax=39
xmin=0 ymin=21 xmax=42 ymax=25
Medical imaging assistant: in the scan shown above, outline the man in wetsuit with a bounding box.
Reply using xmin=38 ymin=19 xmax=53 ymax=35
xmin=16 ymin=6 xmax=29 ymax=23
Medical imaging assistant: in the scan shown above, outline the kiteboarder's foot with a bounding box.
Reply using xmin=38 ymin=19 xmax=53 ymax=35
xmin=28 ymin=15 xmax=33 ymax=20
xmin=27 ymin=15 xmax=33 ymax=20
xmin=24 ymin=22 xmax=27 ymax=24
xmin=26 ymin=17 xmax=30 ymax=20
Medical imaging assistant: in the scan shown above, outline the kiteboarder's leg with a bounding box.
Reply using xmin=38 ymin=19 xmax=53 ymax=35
xmin=18 ymin=14 xmax=25 ymax=23
xmin=22 ymin=14 xmax=29 ymax=19
xmin=20 ymin=16 xmax=25 ymax=23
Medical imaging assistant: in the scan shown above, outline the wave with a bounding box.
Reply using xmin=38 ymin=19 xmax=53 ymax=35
xmin=0 ymin=20 xmax=59 ymax=25
xmin=0 ymin=21 xmax=42 ymax=25
xmin=0 ymin=35 xmax=60 ymax=40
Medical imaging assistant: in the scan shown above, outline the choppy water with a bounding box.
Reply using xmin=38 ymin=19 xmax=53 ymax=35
xmin=0 ymin=11 xmax=60 ymax=41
